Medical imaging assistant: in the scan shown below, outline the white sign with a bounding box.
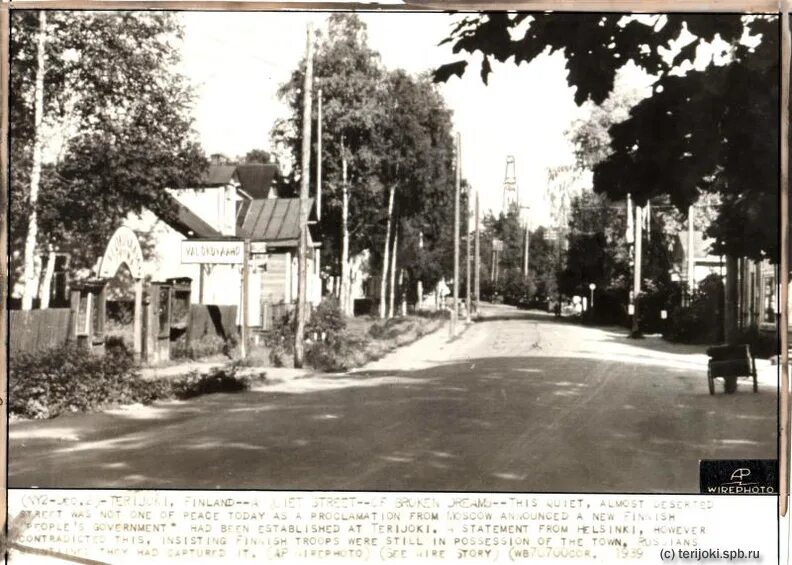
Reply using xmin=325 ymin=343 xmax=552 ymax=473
xmin=98 ymin=226 xmax=144 ymax=279
xmin=182 ymin=240 xmax=244 ymax=264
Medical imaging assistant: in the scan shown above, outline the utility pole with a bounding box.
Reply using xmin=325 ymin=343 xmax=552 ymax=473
xmin=466 ymin=193 xmax=471 ymax=324
xmin=631 ymin=204 xmax=642 ymax=338
xmin=474 ymin=190 xmax=480 ymax=314
xmin=520 ymin=205 xmax=530 ymax=279
xmin=451 ymin=133 xmax=461 ymax=338
xmin=417 ymin=231 xmax=424 ymax=311
xmin=294 ymin=23 xmax=314 ymax=368
xmin=340 ymin=136 xmax=350 ymax=316
xmin=687 ymin=204 xmax=695 ymax=304
xmin=777 ymin=0 xmax=789 ymax=517
xmin=240 ymin=239 xmax=250 ymax=359
xmin=316 ymin=88 xmax=323 ymax=221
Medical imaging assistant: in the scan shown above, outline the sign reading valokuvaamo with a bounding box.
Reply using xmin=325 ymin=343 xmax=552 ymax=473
xmin=6 ymin=491 xmax=775 ymax=564
xmin=181 ymin=240 xmax=244 ymax=265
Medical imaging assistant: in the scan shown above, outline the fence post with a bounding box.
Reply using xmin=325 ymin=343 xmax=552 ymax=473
xmin=68 ymin=289 xmax=80 ymax=342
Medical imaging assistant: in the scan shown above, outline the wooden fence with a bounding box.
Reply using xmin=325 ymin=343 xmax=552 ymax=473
xmin=10 ymin=309 xmax=72 ymax=355
xmin=189 ymin=304 xmax=238 ymax=341
xmin=260 ymin=302 xmax=298 ymax=331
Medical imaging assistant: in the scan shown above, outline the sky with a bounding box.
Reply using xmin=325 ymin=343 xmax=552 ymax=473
xmin=177 ymin=12 xmax=633 ymax=228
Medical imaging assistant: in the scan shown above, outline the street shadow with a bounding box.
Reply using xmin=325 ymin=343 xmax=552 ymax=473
xmin=598 ymin=332 xmax=716 ymax=358
xmin=9 ymin=355 xmax=778 ymax=492
xmin=476 ymin=310 xmax=564 ymax=324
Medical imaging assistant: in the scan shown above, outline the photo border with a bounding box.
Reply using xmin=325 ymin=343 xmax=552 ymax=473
xmin=0 ymin=1 xmax=788 ymax=560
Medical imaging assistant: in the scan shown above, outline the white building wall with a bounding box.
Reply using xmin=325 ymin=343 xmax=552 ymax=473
xmin=123 ymin=210 xmax=200 ymax=297
xmin=168 ymin=185 xmax=239 ymax=236
xmin=124 ymin=210 xmax=242 ymax=316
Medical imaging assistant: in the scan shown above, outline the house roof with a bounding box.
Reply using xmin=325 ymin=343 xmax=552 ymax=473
xmin=201 ymin=163 xmax=280 ymax=200
xmin=202 ymin=164 xmax=237 ymax=186
xmin=160 ymin=193 xmax=223 ymax=238
xmin=236 ymin=198 xmax=316 ymax=246
xmin=235 ymin=163 xmax=279 ymax=199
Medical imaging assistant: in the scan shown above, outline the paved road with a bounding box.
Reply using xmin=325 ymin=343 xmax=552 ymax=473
xmin=9 ymin=304 xmax=777 ymax=492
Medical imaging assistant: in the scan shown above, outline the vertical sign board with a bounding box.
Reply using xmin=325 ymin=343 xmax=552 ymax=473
xmin=181 ymin=240 xmax=245 ymax=265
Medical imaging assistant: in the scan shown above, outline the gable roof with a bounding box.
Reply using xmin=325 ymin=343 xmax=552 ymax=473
xmin=159 ymin=193 xmax=223 ymax=238
xmin=202 ymin=164 xmax=237 ymax=186
xmin=200 ymin=163 xmax=279 ymax=200
xmin=235 ymin=163 xmax=279 ymax=199
xmin=236 ymin=198 xmax=316 ymax=246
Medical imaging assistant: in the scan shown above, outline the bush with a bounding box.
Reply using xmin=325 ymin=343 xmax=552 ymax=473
xmin=264 ymin=309 xmax=296 ymax=367
xmin=587 ymin=288 xmax=629 ymax=326
xmin=169 ymin=367 xmax=251 ymax=399
xmin=10 ymin=343 xmax=153 ymax=419
xmin=368 ymin=322 xmax=387 ymax=339
xmin=736 ymin=326 xmax=778 ymax=359
xmin=664 ymin=275 xmax=724 ymax=344
xmin=306 ymin=297 xmax=346 ymax=339
xmin=10 ymin=343 xmax=254 ymax=419
xmin=171 ymin=335 xmax=229 ymax=360
xmin=265 ymin=298 xmax=347 ymax=366
xmin=414 ymin=309 xmax=450 ymax=320
xmin=306 ymin=332 xmax=368 ymax=372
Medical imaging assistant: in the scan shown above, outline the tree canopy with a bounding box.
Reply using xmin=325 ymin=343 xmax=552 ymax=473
xmin=436 ymin=14 xmax=779 ymax=262
xmin=274 ymin=14 xmax=461 ymax=290
xmin=10 ymin=11 xmax=206 ymax=273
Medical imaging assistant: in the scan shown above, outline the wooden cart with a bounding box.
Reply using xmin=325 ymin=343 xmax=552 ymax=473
xmin=706 ymin=344 xmax=758 ymax=395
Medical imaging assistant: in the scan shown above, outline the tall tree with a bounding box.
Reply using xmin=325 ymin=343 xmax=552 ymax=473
xmin=19 ymin=11 xmax=46 ymax=310
xmin=275 ymin=16 xmax=459 ymax=317
xmin=10 ymin=11 xmax=207 ymax=295
xmin=242 ymin=148 xmax=272 ymax=164
xmin=374 ymin=70 xmax=458 ymax=316
xmin=273 ymin=14 xmax=387 ymax=314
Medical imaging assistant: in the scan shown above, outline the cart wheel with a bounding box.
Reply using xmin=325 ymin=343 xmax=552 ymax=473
xmin=753 ymin=373 xmax=758 ymax=393
xmin=707 ymin=367 xmax=715 ymax=395
xmin=724 ymin=376 xmax=737 ymax=394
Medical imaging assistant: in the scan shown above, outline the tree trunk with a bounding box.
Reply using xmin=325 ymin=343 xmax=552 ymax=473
xmin=294 ymin=24 xmax=314 ymax=368
xmin=400 ymin=270 xmax=407 ymax=317
xmin=631 ymin=205 xmax=643 ymax=338
xmin=724 ymin=254 xmax=739 ymax=345
xmin=388 ymin=229 xmax=398 ymax=318
xmin=38 ymin=244 xmax=56 ymax=309
xmin=347 ymin=270 xmax=355 ymax=318
xmin=21 ymin=11 xmax=47 ymax=311
xmin=416 ymin=231 xmax=424 ymax=311
xmin=339 ymin=140 xmax=351 ymax=317
xmin=379 ymin=185 xmax=395 ymax=319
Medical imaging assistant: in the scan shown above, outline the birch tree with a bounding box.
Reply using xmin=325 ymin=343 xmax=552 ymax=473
xmin=19 ymin=11 xmax=46 ymax=310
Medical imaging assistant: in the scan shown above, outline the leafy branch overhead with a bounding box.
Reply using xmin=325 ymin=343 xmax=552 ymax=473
xmin=435 ymin=14 xmax=779 ymax=262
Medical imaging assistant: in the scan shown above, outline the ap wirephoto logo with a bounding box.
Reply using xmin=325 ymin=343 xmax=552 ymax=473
xmin=699 ymin=460 xmax=777 ymax=494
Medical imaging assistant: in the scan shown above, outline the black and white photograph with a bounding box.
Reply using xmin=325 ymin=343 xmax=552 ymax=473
xmin=6 ymin=9 xmax=780 ymax=498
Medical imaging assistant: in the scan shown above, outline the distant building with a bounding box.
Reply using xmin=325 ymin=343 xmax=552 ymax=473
xmin=671 ymin=229 xmax=777 ymax=334
xmin=670 ymin=230 xmax=722 ymax=287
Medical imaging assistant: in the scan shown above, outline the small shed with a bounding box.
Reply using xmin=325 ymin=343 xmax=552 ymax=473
xmin=236 ymin=198 xmax=322 ymax=315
